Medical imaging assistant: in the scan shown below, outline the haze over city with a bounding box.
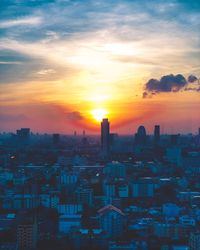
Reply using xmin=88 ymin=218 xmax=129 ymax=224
xmin=0 ymin=0 xmax=200 ymax=134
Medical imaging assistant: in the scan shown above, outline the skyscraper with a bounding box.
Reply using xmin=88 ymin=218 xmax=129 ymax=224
xmin=135 ymin=125 xmax=147 ymax=145
xmin=154 ymin=125 xmax=160 ymax=145
xmin=101 ymin=118 xmax=110 ymax=156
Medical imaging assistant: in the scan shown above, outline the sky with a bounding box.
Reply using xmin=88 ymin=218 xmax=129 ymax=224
xmin=0 ymin=0 xmax=200 ymax=134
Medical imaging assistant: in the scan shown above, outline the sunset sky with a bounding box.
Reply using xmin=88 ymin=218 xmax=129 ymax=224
xmin=0 ymin=0 xmax=200 ymax=134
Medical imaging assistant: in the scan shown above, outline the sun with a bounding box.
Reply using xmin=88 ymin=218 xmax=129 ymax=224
xmin=91 ymin=108 xmax=108 ymax=122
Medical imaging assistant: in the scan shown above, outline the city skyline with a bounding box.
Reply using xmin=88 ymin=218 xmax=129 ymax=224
xmin=0 ymin=0 xmax=200 ymax=134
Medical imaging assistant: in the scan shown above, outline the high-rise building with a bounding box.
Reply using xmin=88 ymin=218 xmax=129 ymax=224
xmin=154 ymin=125 xmax=160 ymax=145
xmin=98 ymin=204 xmax=125 ymax=238
xmin=17 ymin=218 xmax=38 ymax=250
xmin=101 ymin=118 xmax=110 ymax=156
xmin=135 ymin=126 xmax=147 ymax=145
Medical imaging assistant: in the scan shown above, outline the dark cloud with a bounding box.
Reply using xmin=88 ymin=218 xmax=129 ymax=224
xmin=143 ymin=73 xmax=200 ymax=98
xmin=142 ymin=91 xmax=148 ymax=98
xmin=66 ymin=111 xmax=83 ymax=121
xmin=188 ymin=74 xmax=198 ymax=83
xmin=145 ymin=74 xmax=187 ymax=93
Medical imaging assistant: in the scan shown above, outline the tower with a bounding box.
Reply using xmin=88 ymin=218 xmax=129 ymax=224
xmin=154 ymin=125 xmax=160 ymax=145
xmin=135 ymin=125 xmax=147 ymax=145
xmin=101 ymin=118 xmax=110 ymax=156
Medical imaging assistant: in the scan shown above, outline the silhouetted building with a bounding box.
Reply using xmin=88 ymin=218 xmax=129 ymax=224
xmin=135 ymin=126 xmax=147 ymax=145
xmin=154 ymin=125 xmax=160 ymax=145
xmin=170 ymin=134 xmax=180 ymax=145
xmin=16 ymin=128 xmax=30 ymax=144
xmin=52 ymin=133 xmax=60 ymax=144
xmin=101 ymin=118 xmax=110 ymax=156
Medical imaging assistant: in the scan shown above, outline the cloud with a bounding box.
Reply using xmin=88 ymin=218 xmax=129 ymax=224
xmin=36 ymin=69 xmax=56 ymax=75
xmin=66 ymin=111 xmax=83 ymax=121
xmin=143 ymin=73 xmax=200 ymax=97
xmin=145 ymin=74 xmax=187 ymax=93
xmin=142 ymin=91 xmax=149 ymax=99
xmin=0 ymin=16 xmax=42 ymax=28
xmin=0 ymin=61 xmax=22 ymax=65
xmin=188 ymin=74 xmax=199 ymax=83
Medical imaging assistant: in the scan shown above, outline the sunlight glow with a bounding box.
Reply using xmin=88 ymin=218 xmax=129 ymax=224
xmin=91 ymin=108 xmax=108 ymax=122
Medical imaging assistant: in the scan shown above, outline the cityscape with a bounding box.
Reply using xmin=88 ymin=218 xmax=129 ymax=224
xmin=0 ymin=0 xmax=200 ymax=249
xmin=0 ymin=122 xmax=200 ymax=250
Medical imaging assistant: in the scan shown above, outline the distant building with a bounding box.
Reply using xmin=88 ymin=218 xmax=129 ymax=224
xmin=135 ymin=126 xmax=147 ymax=145
xmin=98 ymin=204 xmax=125 ymax=238
xmin=59 ymin=214 xmax=81 ymax=234
xmin=166 ymin=146 xmax=182 ymax=166
xmin=103 ymin=182 xmax=116 ymax=197
xmin=16 ymin=128 xmax=30 ymax=144
xmin=59 ymin=171 xmax=78 ymax=186
xmin=76 ymin=187 xmax=93 ymax=207
xmin=154 ymin=223 xmax=189 ymax=239
xmin=163 ymin=203 xmax=180 ymax=218
xmin=71 ymin=228 xmax=108 ymax=249
xmin=118 ymin=185 xmax=129 ymax=198
xmin=189 ymin=232 xmax=200 ymax=250
xmin=101 ymin=118 xmax=110 ymax=156
xmin=17 ymin=219 xmax=38 ymax=250
xmin=0 ymin=243 xmax=17 ymax=250
xmin=103 ymin=162 xmax=126 ymax=178
xmin=131 ymin=178 xmax=155 ymax=198
xmin=109 ymin=241 xmax=148 ymax=250
xmin=52 ymin=133 xmax=60 ymax=144
xmin=170 ymin=134 xmax=180 ymax=145
xmin=154 ymin=125 xmax=160 ymax=145
xmin=58 ymin=204 xmax=83 ymax=215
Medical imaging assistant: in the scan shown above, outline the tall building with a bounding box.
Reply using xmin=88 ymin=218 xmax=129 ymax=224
xmin=101 ymin=118 xmax=110 ymax=156
xmin=98 ymin=205 xmax=125 ymax=238
xmin=154 ymin=125 xmax=160 ymax=145
xmin=135 ymin=126 xmax=147 ymax=145
xmin=17 ymin=218 xmax=38 ymax=250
